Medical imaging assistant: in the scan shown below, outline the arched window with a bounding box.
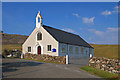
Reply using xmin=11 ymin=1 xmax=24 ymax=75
xmin=37 ymin=32 xmax=42 ymax=40
xmin=38 ymin=17 xmax=40 ymax=22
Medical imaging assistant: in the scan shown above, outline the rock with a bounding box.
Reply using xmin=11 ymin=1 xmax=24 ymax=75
xmin=101 ymin=68 xmax=104 ymax=71
xmin=90 ymin=61 xmax=95 ymax=63
xmin=24 ymin=53 xmax=66 ymax=64
xmin=89 ymin=57 xmax=119 ymax=74
xmin=102 ymin=61 xmax=106 ymax=64
xmin=96 ymin=60 xmax=100 ymax=63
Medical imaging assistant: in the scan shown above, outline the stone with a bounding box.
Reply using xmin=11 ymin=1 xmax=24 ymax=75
xmin=89 ymin=57 xmax=119 ymax=74
xmin=24 ymin=53 xmax=66 ymax=64
xmin=96 ymin=60 xmax=100 ymax=63
xmin=101 ymin=68 xmax=104 ymax=71
xmin=102 ymin=61 xmax=106 ymax=64
xmin=109 ymin=67 xmax=114 ymax=70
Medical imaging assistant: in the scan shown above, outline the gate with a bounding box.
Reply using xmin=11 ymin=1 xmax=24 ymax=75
xmin=66 ymin=55 xmax=89 ymax=66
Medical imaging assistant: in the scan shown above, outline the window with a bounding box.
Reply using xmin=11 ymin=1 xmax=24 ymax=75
xmin=37 ymin=32 xmax=42 ymax=40
xmin=69 ymin=46 xmax=73 ymax=54
xmin=86 ymin=50 xmax=88 ymax=55
xmin=47 ymin=45 xmax=51 ymax=51
xmin=61 ymin=45 xmax=67 ymax=53
xmin=81 ymin=47 xmax=83 ymax=54
xmin=61 ymin=48 xmax=66 ymax=53
xmin=75 ymin=47 xmax=79 ymax=54
xmin=28 ymin=47 xmax=31 ymax=52
xmin=38 ymin=17 xmax=40 ymax=22
xmin=89 ymin=48 xmax=92 ymax=55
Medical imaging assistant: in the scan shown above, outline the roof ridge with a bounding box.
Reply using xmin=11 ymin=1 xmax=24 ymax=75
xmin=42 ymin=25 xmax=93 ymax=48
xmin=43 ymin=25 xmax=79 ymax=37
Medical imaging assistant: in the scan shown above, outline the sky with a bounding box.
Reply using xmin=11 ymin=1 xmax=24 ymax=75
xmin=2 ymin=2 xmax=119 ymax=44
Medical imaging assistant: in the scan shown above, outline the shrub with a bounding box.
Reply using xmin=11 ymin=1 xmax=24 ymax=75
xmin=2 ymin=49 xmax=10 ymax=57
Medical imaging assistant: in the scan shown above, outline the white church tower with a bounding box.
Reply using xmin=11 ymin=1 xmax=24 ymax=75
xmin=36 ymin=11 xmax=43 ymax=28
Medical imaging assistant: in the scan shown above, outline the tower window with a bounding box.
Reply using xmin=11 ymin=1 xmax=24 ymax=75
xmin=38 ymin=17 xmax=40 ymax=22
xmin=37 ymin=32 xmax=42 ymax=40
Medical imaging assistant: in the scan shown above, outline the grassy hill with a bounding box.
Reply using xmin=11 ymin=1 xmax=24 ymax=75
xmin=1 ymin=32 xmax=119 ymax=59
xmin=2 ymin=33 xmax=28 ymax=44
xmin=1 ymin=32 xmax=28 ymax=52
xmin=90 ymin=44 xmax=119 ymax=60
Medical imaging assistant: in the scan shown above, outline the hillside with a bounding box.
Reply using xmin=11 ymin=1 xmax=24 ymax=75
xmin=2 ymin=33 xmax=28 ymax=45
xmin=1 ymin=32 xmax=28 ymax=52
xmin=1 ymin=32 xmax=119 ymax=59
xmin=90 ymin=44 xmax=119 ymax=59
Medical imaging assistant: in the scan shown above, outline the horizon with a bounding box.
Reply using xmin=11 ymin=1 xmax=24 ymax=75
xmin=2 ymin=2 xmax=119 ymax=44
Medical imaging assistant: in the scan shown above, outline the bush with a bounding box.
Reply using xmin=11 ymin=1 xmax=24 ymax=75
xmin=2 ymin=49 xmax=21 ymax=58
xmin=2 ymin=49 xmax=10 ymax=57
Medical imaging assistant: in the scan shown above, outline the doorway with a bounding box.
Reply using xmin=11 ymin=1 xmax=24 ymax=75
xmin=37 ymin=46 xmax=41 ymax=55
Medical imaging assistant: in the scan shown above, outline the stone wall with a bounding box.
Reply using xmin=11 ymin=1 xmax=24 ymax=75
xmin=89 ymin=57 xmax=120 ymax=74
xmin=24 ymin=53 xmax=66 ymax=64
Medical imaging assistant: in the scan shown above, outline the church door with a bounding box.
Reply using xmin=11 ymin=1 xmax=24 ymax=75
xmin=38 ymin=46 xmax=41 ymax=55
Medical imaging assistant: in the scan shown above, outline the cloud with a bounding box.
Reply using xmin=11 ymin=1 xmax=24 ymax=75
xmin=88 ymin=29 xmax=103 ymax=36
xmin=62 ymin=28 xmax=76 ymax=33
xmin=114 ymin=6 xmax=119 ymax=9
xmin=101 ymin=6 xmax=120 ymax=16
xmin=101 ymin=10 xmax=112 ymax=16
xmin=88 ymin=27 xmax=118 ymax=44
xmin=106 ymin=27 xmax=118 ymax=32
xmin=82 ymin=17 xmax=95 ymax=24
xmin=112 ymin=6 xmax=120 ymax=13
xmin=72 ymin=13 xmax=80 ymax=18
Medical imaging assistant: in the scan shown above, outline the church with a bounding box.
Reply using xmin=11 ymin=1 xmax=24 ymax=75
xmin=22 ymin=11 xmax=94 ymax=57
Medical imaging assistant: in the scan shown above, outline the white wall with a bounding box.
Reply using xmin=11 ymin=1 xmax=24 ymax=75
xmin=22 ymin=26 xmax=59 ymax=56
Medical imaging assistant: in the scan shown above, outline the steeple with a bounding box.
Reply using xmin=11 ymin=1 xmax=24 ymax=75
xmin=36 ymin=11 xmax=43 ymax=28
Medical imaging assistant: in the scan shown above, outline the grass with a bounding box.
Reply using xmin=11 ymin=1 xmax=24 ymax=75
xmin=90 ymin=44 xmax=119 ymax=60
xmin=2 ymin=44 xmax=22 ymax=52
xmin=80 ymin=66 xmax=119 ymax=80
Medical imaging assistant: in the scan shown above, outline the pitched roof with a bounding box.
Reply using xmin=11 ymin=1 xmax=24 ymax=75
xmin=43 ymin=25 xmax=93 ymax=48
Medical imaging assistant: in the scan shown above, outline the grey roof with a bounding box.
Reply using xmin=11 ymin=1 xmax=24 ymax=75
xmin=43 ymin=25 xmax=93 ymax=48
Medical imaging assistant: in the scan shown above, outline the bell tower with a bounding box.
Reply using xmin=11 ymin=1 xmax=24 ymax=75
xmin=36 ymin=11 xmax=43 ymax=28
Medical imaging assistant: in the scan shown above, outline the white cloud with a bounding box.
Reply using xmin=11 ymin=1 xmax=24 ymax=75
xmin=112 ymin=6 xmax=120 ymax=13
xmin=106 ymin=27 xmax=118 ymax=32
xmin=101 ymin=10 xmax=112 ymax=16
xmin=88 ymin=27 xmax=118 ymax=44
xmin=114 ymin=6 xmax=119 ymax=9
xmin=62 ymin=28 xmax=76 ymax=33
xmin=95 ymin=31 xmax=103 ymax=36
xmin=82 ymin=17 xmax=95 ymax=24
xmin=88 ymin=29 xmax=103 ymax=36
xmin=101 ymin=6 xmax=120 ymax=16
xmin=72 ymin=13 xmax=80 ymax=18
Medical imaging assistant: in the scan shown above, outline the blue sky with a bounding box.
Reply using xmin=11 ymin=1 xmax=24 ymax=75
xmin=2 ymin=2 xmax=119 ymax=44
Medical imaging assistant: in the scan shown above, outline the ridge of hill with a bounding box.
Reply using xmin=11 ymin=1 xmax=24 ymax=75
xmin=2 ymin=33 xmax=28 ymax=45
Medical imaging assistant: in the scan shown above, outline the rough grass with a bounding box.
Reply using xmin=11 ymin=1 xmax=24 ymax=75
xmin=90 ymin=44 xmax=119 ymax=60
xmin=2 ymin=44 xmax=22 ymax=52
xmin=80 ymin=66 xmax=119 ymax=80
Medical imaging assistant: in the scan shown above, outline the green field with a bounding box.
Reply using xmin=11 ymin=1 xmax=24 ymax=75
xmin=90 ymin=44 xmax=119 ymax=59
xmin=2 ymin=44 xmax=22 ymax=52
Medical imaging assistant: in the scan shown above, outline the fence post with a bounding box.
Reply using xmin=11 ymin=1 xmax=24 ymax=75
xmin=21 ymin=53 xmax=24 ymax=59
xmin=66 ymin=54 xmax=68 ymax=64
